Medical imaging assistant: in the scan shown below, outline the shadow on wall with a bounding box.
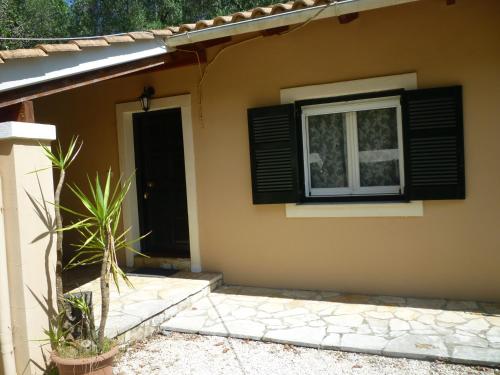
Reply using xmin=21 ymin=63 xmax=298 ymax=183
xmin=25 ymin=172 xmax=57 ymax=374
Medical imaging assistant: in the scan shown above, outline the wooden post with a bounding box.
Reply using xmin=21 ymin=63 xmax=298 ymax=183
xmin=0 ymin=101 xmax=35 ymax=122
xmin=338 ymin=12 xmax=359 ymax=24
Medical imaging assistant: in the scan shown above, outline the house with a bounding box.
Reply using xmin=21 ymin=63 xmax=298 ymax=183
xmin=0 ymin=0 xmax=499 ymax=372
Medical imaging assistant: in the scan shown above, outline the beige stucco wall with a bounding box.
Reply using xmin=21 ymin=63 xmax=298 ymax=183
xmin=0 ymin=138 xmax=57 ymax=374
xmin=35 ymin=0 xmax=500 ymax=301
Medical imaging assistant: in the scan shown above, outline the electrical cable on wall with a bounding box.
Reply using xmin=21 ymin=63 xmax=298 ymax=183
xmin=0 ymin=0 xmax=338 ymax=128
xmin=176 ymin=0 xmax=338 ymax=128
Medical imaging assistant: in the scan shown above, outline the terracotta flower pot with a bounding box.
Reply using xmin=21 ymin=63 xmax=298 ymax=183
xmin=51 ymin=346 xmax=119 ymax=375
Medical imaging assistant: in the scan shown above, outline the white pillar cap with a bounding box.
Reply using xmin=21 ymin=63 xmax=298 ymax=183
xmin=0 ymin=121 xmax=56 ymax=141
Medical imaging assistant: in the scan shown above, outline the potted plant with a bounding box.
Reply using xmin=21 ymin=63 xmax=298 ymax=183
xmin=41 ymin=140 xmax=143 ymax=374
xmin=52 ymin=170 xmax=142 ymax=374
xmin=45 ymin=294 xmax=115 ymax=375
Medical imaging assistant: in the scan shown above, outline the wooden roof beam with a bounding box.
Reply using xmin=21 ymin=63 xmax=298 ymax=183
xmin=0 ymin=101 xmax=34 ymax=122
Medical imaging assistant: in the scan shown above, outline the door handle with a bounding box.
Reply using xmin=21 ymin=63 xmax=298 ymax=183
xmin=144 ymin=181 xmax=154 ymax=200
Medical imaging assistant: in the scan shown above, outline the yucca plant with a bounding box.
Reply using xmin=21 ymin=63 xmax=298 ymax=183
xmin=63 ymin=170 xmax=144 ymax=351
xmin=65 ymin=293 xmax=96 ymax=344
xmin=44 ymin=310 xmax=71 ymax=352
xmin=40 ymin=136 xmax=82 ymax=314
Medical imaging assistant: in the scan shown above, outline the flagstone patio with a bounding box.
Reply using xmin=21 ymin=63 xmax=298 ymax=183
xmin=70 ymin=272 xmax=223 ymax=343
xmin=161 ymin=285 xmax=500 ymax=367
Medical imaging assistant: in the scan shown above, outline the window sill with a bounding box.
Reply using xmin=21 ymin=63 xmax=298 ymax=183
xmin=285 ymin=201 xmax=423 ymax=218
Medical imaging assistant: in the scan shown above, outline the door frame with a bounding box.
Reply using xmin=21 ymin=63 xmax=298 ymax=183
xmin=116 ymin=94 xmax=201 ymax=271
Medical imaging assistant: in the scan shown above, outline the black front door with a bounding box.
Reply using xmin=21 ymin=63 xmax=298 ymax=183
xmin=133 ymin=108 xmax=190 ymax=258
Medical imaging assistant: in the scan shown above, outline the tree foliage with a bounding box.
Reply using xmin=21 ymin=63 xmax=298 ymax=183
xmin=0 ymin=0 xmax=69 ymax=49
xmin=0 ymin=0 xmax=270 ymax=49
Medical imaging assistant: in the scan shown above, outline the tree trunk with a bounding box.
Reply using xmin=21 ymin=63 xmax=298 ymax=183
xmin=54 ymin=168 xmax=65 ymax=314
xmin=97 ymin=225 xmax=114 ymax=351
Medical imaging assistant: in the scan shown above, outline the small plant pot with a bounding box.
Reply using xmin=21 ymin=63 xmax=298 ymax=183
xmin=51 ymin=346 xmax=119 ymax=375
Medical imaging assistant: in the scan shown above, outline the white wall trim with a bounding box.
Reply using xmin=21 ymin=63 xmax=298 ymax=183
xmin=0 ymin=121 xmax=56 ymax=141
xmin=281 ymin=73 xmax=418 ymax=104
xmin=116 ymin=95 xmax=202 ymax=272
xmin=286 ymin=201 xmax=423 ymax=218
xmin=281 ymin=72 xmax=423 ymax=218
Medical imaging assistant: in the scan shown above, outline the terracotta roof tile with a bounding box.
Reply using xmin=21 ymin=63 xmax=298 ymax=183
xmin=0 ymin=0 xmax=337 ymax=62
xmin=37 ymin=43 xmax=81 ymax=53
xmin=195 ymin=20 xmax=215 ymax=29
xmin=150 ymin=29 xmax=173 ymax=37
xmin=0 ymin=48 xmax=48 ymax=60
xmin=251 ymin=7 xmax=273 ymax=18
xmin=213 ymin=15 xmax=233 ymax=26
xmin=166 ymin=26 xmax=180 ymax=33
xmin=70 ymin=39 xmax=109 ymax=48
xmin=128 ymin=31 xmax=155 ymax=40
xmin=292 ymin=0 xmax=316 ymax=9
xmin=104 ymin=35 xmax=135 ymax=43
xmin=231 ymin=11 xmax=253 ymax=23
xmin=271 ymin=3 xmax=294 ymax=14
xmin=313 ymin=0 xmax=332 ymax=6
xmin=179 ymin=24 xmax=197 ymax=33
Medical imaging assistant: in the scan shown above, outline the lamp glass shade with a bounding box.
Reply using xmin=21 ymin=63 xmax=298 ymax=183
xmin=140 ymin=94 xmax=150 ymax=111
xmin=139 ymin=86 xmax=155 ymax=111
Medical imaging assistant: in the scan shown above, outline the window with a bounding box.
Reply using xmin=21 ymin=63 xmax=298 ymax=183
xmin=247 ymin=85 xmax=464 ymax=206
xmin=301 ymin=96 xmax=404 ymax=198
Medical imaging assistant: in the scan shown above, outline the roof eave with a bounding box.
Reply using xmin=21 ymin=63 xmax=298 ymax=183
xmin=165 ymin=0 xmax=420 ymax=48
xmin=0 ymin=38 xmax=169 ymax=94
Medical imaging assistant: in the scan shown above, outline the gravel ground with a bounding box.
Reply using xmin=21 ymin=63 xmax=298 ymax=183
xmin=114 ymin=332 xmax=499 ymax=375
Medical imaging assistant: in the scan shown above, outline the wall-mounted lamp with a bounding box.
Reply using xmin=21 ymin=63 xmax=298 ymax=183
xmin=139 ymin=86 xmax=155 ymax=112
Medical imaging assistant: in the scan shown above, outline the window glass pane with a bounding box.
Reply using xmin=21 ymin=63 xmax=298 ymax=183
xmin=308 ymin=113 xmax=348 ymax=189
xmin=357 ymin=108 xmax=400 ymax=187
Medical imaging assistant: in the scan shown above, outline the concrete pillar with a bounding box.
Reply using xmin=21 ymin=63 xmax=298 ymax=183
xmin=0 ymin=121 xmax=57 ymax=375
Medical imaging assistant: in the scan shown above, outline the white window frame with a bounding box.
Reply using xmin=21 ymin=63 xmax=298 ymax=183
xmin=301 ymin=96 xmax=405 ymax=198
xmin=280 ymin=73 xmax=423 ymax=218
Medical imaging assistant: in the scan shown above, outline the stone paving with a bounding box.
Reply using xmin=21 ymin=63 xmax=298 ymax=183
xmin=71 ymin=272 xmax=222 ymax=341
xmin=161 ymin=285 xmax=500 ymax=367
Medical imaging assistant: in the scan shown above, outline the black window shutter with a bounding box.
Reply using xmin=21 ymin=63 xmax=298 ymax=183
xmin=403 ymin=86 xmax=465 ymax=200
xmin=247 ymin=104 xmax=300 ymax=204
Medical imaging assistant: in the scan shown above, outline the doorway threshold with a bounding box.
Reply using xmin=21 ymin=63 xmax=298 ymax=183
xmin=134 ymin=256 xmax=191 ymax=272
